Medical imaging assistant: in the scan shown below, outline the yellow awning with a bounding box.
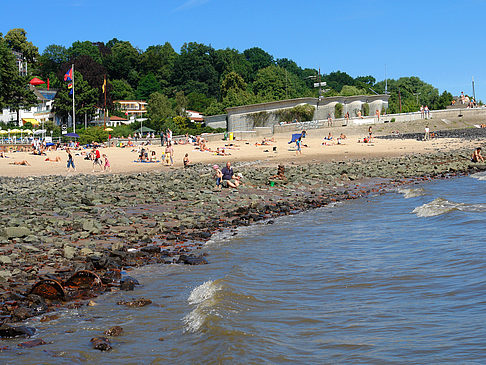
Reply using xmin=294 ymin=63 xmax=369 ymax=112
xmin=22 ymin=118 xmax=40 ymax=126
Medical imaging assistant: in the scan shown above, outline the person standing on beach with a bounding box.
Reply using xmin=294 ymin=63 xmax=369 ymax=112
xmin=327 ymin=113 xmax=333 ymax=127
xmin=92 ymin=147 xmax=103 ymax=172
xmin=296 ymin=136 xmax=302 ymax=155
xmin=420 ymin=105 xmax=424 ymax=119
xmin=424 ymin=125 xmax=430 ymax=141
xmin=424 ymin=105 xmax=430 ymax=119
xmin=66 ymin=148 xmax=75 ymax=171
xmin=368 ymin=126 xmax=373 ymax=141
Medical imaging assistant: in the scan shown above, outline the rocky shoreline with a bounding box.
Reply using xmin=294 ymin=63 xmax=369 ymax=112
xmin=1 ymin=146 xmax=485 ymax=338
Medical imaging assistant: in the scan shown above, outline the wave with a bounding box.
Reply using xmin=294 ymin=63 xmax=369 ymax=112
xmin=412 ymin=198 xmax=486 ymax=217
xmin=183 ymin=280 xmax=222 ymax=333
xmin=398 ymin=187 xmax=426 ymax=199
xmin=471 ymin=171 xmax=486 ymax=181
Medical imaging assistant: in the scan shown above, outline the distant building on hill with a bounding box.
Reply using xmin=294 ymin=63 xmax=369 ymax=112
xmin=186 ymin=110 xmax=204 ymax=123
xmin=0 ymin=87 xmax=57 ymax=126
xmin=114 ymin=100 xmax=147 ymax=119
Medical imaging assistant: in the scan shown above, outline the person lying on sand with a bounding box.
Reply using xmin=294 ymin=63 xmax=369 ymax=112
xmin=10 ymin=160 xmax=30 ymax=166
xmin=45 ymin=156 xmax=61 ymax=162
xmin=471 ymin=147 xmax=485 ymax=162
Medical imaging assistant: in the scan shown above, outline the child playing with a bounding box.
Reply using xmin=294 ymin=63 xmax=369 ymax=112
xmin=103 ymin=154 xmax=111 ymax=172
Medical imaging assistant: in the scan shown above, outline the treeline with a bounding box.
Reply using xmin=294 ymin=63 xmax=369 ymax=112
xmin=1 ymin=28 xmax=454 ymax=132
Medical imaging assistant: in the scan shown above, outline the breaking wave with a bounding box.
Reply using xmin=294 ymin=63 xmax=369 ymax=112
xmin=471 ymin=171 xmax=486 ymax=181
xmin=183 ymin=280 xmax=223 ymax=333
xmin=412 ymin=198 xmax=486 ymax=217
xmin=398 ymin=187 xmax=426 ymax=199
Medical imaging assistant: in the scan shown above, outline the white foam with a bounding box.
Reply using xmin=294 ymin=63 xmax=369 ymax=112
xmin=413 ymin=198 xmax=486 ymax=217
xmin=471 ymin=171 xmax=486 ymax=181
xmin=398 ymin=187 xmax=426 ymax=199
xmin=183 ymin=280 xmax=222 ymax=333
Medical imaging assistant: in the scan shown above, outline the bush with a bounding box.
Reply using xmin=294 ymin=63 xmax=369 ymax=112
xmin=79 ymin=127 xmax=109 ymax=145
xmin=334 ymin=103 xmax=343 ymax=118
xmin=275 ymin=104 xmax=315 ymax=123
xmin=391 ymin=118 xmax=396 ymax=123
xmin=362 ymin=103 xmax=370 ymax=116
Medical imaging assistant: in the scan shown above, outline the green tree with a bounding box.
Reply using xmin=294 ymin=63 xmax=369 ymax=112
xmin=323 ymin=71 xmax=355 ymax=92
xmin=187 ymin=92 xmax=214 ymax=112
xmin=68 ymin=41 xmax=102 ymax=64
xmin=340 ymin=85 xmax=366 ymax=96
xmin=140 ymin=43 xmax=177 ymax=88
xmin=111 ymin=79 xmax=135 ymax=101
xmin=220 ymin=71 xmax=247 ymax=98
xmin=53 ymin=71 xmax=98 ymax=124
xmin=0 ymin=36 xmax=18 ymax=108
xmin=136 ymin=74 xmax=160 ymax=100
xmin=147 ymin=91 xmax=175 ymax=127
xmin=213 ymin=48 xmax=252 ymax=82
xmin=171 ymin=42 xmax=219 ymax=98
xmin=4 ymin=28 xmax=39 ymax=64
xmin=252 ymin=66 xmax=310 ymax=101
xmin=105 ymin=41 xmax=141 ymax=86
xmin=38 ymin=44 xmax=69 ymax=77
xmin=175 ymin=90 xmax=188 ymax=116
xmin=244 ymin=47 xmax=274 ymax=80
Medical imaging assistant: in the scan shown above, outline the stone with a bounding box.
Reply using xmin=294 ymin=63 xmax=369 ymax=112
xmin=21 ymin=244 xmax=41 ymax=252
xmin=0 ymin=270 xmax=12 ymax=280
xmin=0 ymin=324 xmax=36 ymax=338
xmin=104 ymin=326 xmax=123 ymax=336
xmin=120 ymin=276 xmax=139 ymax=291
xmin=117 ymin=298 xmax=152 ymax=307
xmin=80 ymin=248 xmax=94 ymax=256
xmin=4 ymin=226 xmax=30 ymax=239
xmin=18 ymin=339 xmax=48 ymax=348
xmin=64 ymin=246 xmax=77 ymax=259
xmin=90 ymin=337 xmax=112 ymax=351
xmin=0 ymin=255 xmax=12 ymax=264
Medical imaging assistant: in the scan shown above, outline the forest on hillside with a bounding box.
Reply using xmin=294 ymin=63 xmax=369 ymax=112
xmin=1 ymin=28 xmax=455 ymax=133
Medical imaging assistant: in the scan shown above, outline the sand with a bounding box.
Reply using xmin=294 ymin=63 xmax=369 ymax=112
xmin=0 ymin=119 xmax=483 ymax=177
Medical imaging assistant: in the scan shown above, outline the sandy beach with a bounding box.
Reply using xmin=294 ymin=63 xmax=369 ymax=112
xmin=1 ymin=118 xmax=484 ymax=177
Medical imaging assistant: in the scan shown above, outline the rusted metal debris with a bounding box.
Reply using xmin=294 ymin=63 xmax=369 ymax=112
xmin=65 ymin=270 xmax=102 ymax=288
xmin=29 ymin=279 xmax=65 ymax=300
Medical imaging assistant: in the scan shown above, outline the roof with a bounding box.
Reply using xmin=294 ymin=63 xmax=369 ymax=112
xmin=110 ymin=116 xmax=128 ymax=121
xmin=134 ymin=126 xmax=155 ymax=133
xmin=114 ymin=100 xmax=147 ymax=104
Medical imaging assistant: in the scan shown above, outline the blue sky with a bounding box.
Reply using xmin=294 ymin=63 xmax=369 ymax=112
xmin=2 ymin=0 xmax=485 ymax=100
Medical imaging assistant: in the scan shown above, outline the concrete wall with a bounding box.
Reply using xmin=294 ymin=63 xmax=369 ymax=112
xmin=225 ymin=95 xmax=389 ymax=132
xmin=204 ymin=114 xmax=227 ymax=129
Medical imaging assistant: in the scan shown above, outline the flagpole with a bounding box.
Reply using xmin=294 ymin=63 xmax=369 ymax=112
xmin=103 ymin=75 xmax=107 ymax=130
xmin=72 ymin=64 xmax=76 ymax=134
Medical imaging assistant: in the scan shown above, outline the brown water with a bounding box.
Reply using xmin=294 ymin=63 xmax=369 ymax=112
xmin=3 ymin=174 xmax=486 ymax=364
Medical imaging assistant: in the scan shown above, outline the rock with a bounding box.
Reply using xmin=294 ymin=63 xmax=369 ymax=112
xmin=111 ymin=242 xmax=124 ymax=251
xmin=0 ymin=324 xmax=36 ymax=338
xmin=177 ymin=254 xmax=208 ymax=265
xmin=104 ymin=326 xmax=123 ymax=336
xmin=12 ymin=307 xmax=34 ymax=321
xmin=21 ymin=244 xmax=41 ymax=253
xmin=90 ymin=337 xmax=112 ymax=351
xmin=0 ymin=255 xmax=12 ymax=264
xmin=80 ymin=248 xmax=94 ymax=256
xmin=4 ymin=226 xmax=30 ymax=239
xmin=140 ymin=245 xmax=160 ymax=254
xmin=63 ymin=246 xmax=77 ymax=259
xmin=87 ymin=300 xmax=97 ymax=306
xmin=120 ymin=276 xmax=139 ymax=291
xmin=18 ymin=339 xmax=48 ymax=348
xmin=40 ymin=314 xmax=59 ymax=322
xmin=0 ymin=270 xmax=12 ymax=280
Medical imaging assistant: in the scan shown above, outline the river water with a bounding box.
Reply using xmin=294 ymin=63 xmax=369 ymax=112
xmin=4 ymin=173 xmax=486 ymax=364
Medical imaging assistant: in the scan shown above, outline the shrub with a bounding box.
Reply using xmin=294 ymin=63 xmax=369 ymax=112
xmin=79 ymin=127 xmax=109 ymax=145
xmin=334 ymin=103 xmax=343 ymax=118
xmin=391 ymin=118 xmax=396 ymax=123
xmin=275 ymin=104 xmax=315 ymax=123
xmin=362 ymin=103 xmax=370 ymax=116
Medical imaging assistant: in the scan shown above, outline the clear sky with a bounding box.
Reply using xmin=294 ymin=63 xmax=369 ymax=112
xmin=1 ymin=0 xmax=485 ymax=100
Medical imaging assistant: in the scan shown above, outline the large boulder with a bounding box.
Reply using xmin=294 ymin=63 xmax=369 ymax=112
xmin=4 ymin=226 xmax=30 ymax=239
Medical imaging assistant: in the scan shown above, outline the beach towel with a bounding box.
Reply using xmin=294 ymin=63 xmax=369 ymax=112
xmin=133 ymin=160 xmax=161 ymax=163
xmin=289 ymin=133 xmax=302 ymax=144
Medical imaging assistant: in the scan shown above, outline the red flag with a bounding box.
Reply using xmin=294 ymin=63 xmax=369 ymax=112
xmin=47 ymin=78 xmax=50 ymax=91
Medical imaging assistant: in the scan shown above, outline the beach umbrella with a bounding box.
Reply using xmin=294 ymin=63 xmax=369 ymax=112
xmin=65 ymin=132 xmax=80 ymax=138
xmin=23 ymin=129 xmax=33 ymax=134
xmin=10 ymin=129 xmax=21 ymax=133
xmin=30 ymin=77 xmax=45 ymax=86
xmin=0 ymin=130 xmax=7 ymax=135
xmin=104 ymin=128 xmax=113 ymax=131
xmin=30 ymin=120 xmax=40 ymax=126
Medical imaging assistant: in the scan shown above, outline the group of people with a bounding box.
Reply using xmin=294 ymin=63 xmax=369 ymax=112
xmin=213 ymin=161 xmax=242 ymax=189
xmin=420 ymin=105 xmax=431 ymax=119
